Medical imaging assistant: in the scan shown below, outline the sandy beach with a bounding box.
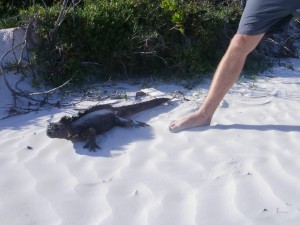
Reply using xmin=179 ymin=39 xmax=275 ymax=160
xmin=1 ymin=28 xmax=300 ymax=225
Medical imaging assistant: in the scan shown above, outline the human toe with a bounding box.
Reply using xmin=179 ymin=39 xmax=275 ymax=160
xmin=169 ymin=120 xmax=183 ymax=133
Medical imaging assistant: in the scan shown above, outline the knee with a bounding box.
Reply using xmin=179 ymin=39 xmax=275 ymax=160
xmin=228 ymin=35 xmax=251 ymax=56
xmin=228 ymin=34 xmax=264 ymax=56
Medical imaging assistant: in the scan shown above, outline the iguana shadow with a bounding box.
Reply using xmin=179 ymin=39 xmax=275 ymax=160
xmin=72 ymin=102 xmax=174 ymax=157
xmin=45 ymin=97 xmax=175 ymax=157
xmin=73 ymin=125 xmax=155 ymax=157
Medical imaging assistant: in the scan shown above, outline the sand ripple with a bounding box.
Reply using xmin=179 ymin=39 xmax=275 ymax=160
xmin=1 ymin=69 xmax=300 ymax=224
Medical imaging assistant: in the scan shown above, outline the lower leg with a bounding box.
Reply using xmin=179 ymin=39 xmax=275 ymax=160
xmin=169 ymin=34 xmax=264 ymax=132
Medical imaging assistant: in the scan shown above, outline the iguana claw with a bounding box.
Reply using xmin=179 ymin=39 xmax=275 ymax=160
xmin=84 ymin=140 xmax=101 ymax=151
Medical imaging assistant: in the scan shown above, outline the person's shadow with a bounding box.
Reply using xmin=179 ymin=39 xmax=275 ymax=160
xmin=191 ymin=123 xmax=300 ymax=132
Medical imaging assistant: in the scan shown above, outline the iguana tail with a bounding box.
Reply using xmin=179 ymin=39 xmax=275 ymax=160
xmin=116 ymin=98 xmax=170 ymax=117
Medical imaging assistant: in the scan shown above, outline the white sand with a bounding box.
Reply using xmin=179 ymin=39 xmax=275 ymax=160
xmin=1 ymin=28 xmax=300 ymax=225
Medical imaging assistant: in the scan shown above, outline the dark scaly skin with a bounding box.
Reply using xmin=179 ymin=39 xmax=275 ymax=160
xmin=47 ymin=98 xmax=170 ymax=151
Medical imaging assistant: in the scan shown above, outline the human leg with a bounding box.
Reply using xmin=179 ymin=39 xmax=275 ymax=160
xmin=169 ymin=33 xmax=264 ymax=132
xmin=169 ymin=0 xmax=299 ymax=132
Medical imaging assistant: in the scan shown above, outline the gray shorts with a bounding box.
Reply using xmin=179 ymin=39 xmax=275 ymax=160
xmin=237 ymin=0 xmax=300 ymax=35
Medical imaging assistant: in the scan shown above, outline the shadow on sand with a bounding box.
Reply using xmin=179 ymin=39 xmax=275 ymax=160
xmin=73 ymin=103 xmax=174 ymax=157
xmin=191 ymin=123 xmax=300 ymax=132
xmin=73 ymin=125 xmax=155 ymax=157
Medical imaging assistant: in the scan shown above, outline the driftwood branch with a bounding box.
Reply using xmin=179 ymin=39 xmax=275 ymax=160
xmin=17 ymin=18 xmax=35 ymax=65
xmin=0 ymin=42 xmax=23 ymax=74
xmin=266 ymin=37 xmax=297 ymax=58
xmin=0 ymin=19 xmax=75 ymax=118
xmin=1 ymin=0 xmax=156 ymax=120
xmin=28 ymin=75 xmax=75 ymax=96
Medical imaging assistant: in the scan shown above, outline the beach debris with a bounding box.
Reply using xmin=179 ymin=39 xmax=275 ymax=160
xmin=135 ymin=90 xmax=148 ymax=100
xmin=110 ymin=91 xmax=128 ymax=100
xmin=172 ymin=90 xmax=191 ymax=101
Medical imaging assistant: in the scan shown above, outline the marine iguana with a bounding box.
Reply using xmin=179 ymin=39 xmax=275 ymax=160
xmin=47 ymin=98 xmax=170 ymax=151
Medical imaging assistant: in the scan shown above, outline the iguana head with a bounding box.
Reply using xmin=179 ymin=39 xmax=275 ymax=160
xmin=47 ymin=122 xmax=69 ymax=139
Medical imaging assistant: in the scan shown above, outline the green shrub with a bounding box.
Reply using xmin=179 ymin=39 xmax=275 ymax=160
xmin=0 ymin=2 xmax=19 ymax=28
xmin=18 ymin=0 xmax=243 ymax=86
xmin=0 ymin=0 xmax=61 ymax=28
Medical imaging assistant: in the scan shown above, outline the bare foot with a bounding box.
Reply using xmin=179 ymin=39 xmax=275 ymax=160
xmin=169 ymin=111 xmax=211 ymax=133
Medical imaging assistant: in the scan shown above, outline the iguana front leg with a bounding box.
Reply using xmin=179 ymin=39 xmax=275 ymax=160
xmin=115 ymin=116 xmax=149 ymax=128
xmin=82 ymin=127 xmax=101 ymax=151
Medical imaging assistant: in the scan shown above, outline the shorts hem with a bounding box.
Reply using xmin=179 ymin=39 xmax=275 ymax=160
xmin=236 ymin=28 xmax=266 ymax=35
